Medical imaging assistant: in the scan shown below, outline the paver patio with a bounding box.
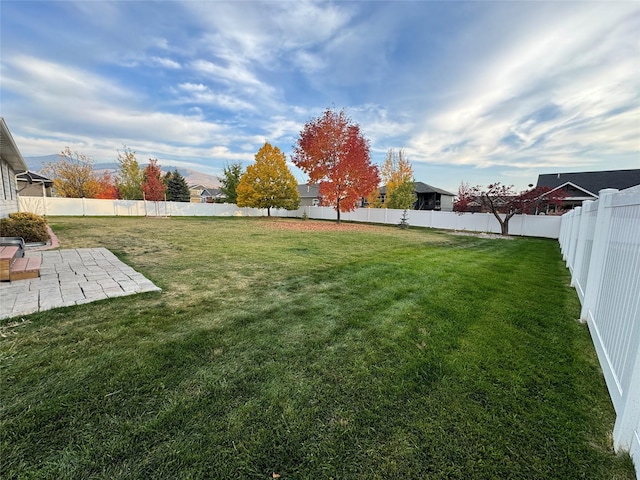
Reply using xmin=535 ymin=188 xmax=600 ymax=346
xmin=0 ymin=248 xmax=161 ymax=320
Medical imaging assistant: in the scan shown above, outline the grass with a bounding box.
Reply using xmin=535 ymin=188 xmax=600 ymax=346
xmin=0 ymin=216 xmax=635 ymax=479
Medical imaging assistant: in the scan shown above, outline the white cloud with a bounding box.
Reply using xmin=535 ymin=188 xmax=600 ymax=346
xmin=178 ymin=83 xmax=208 ymax=93
xmin=406 ymin=3 xmax=639 ymax=173
xmin=151 ymin=56 xmax=181 ymax=69
xmin=174 ymin=82 xmax=255 ymax=111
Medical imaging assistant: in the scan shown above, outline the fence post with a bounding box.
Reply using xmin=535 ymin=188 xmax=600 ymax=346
xmin=579 ymin=189 xmax=618 ymax=322
xmin=566 ymin=206 xmax=582 ymax=271
xmin=559 ymin=211 xmax=572 ymax=259
xmin=570 ymin=200 xmax=594 ymax=290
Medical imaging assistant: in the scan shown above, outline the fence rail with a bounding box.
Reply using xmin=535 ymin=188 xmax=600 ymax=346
xmin=559 ymin=186 xmax=640 ymax=477
xmin=18 ymin=196 xmax=562 ymax=239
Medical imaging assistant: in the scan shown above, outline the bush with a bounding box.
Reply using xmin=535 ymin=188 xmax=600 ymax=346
xmin=0 ymin=212 xmax=50 ymax=243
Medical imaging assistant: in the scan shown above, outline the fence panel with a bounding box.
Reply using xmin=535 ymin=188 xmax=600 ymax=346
xmin=561 ymin=187 xmax=640 ymax=475
xmin=19 ymin=197 xmax=562 ymax=238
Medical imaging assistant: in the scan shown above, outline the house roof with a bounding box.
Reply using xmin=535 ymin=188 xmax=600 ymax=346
xmin=536 ymin=169 xmax=640 ymax=196
xmin=16 ymin=171 xmax=54 ymax=187
xmin=0 ymin=118 xmax=28 ymax=172
xmin=297 ymin=183 xmax=321 ymax=198
xmin=379 ymin=181 xmax=455 ymax=196
xmin=201 ymin=188 xmax=223 ymax=197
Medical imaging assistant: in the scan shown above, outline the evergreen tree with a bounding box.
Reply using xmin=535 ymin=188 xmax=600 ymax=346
xmin=219 ymin=162 xmax=243 ymax=204
xmin=166 ymin=169 xmax=190 ymax=202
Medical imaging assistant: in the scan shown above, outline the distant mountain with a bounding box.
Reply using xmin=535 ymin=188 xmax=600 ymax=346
xmin=24 ymin=155 xmax=59 ymax=171
xmin=23 ymin=155 xmax=220 ymax=189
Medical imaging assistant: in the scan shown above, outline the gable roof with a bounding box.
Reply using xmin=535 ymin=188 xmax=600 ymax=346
xmin=536 ymin=169 xmax=640 ymax=195
xmin=544 ymin=181 xmax=598 ymax=199
xmin=379 ymin=181 xmax=454 ymax=196
xmin=16 ymin=171 xmax=54 ymax=187
xmin=201 ymin=188 xmax=223 ymax=197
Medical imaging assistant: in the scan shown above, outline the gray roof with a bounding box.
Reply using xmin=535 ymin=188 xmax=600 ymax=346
xmin=536 ymin=169 xmax=640 ymax=196
xmin=201 ymin=188 xmax=223 ymax=197
xmin=297 ymin=183 xmax=321 ymax=198
xmin=16 ymin=171 xmax=53 ymax=187
xmin=379 ymin=181 xmax=454 ymax=196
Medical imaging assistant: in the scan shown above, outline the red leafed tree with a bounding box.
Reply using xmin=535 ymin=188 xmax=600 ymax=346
xmin=292 ymin=109 xmax=380 ymax=223
xmin=142 ymin=159 xmax=166 ymax=201
xmin=94 ymin=171 xmax=119 ymax=199
xmin=453 ymin=181 xmax=478 ymax=213
xmin=458 ymin=182 xmax=566 ymax=235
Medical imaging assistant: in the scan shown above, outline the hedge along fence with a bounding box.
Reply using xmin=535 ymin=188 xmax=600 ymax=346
xmin=18 ymin=196 xmax=562 ymax=239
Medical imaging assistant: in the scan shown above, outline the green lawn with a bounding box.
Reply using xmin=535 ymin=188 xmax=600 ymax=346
xmin=0 ymin=217 xmax=635 ymax=479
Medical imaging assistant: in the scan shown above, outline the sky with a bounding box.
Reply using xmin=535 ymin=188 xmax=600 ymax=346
xmin=1 ymin=1 xmax=639 ymax=193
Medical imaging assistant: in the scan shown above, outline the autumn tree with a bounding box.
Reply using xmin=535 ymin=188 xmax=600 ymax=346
xmin=141 ymin=159 xmax=166 ymax=201
xmin=43 ymin=147 xmax=99 ymax=198
xmin=456 ymin=182 xmax=566 ymax=235
xmin=292 ymin=108 xmax=380 ymax=223
xmin=386 ymin=179 xmax=417 ymax=210
xmin=165 ymin=169 xmax=190 ymax=202
xmin=116 ymin=146 xmax=144 ymax=200
xmin=236 ymin=142 xmax=300 ymax=216
xmin=382 ymin=149 xmax=416 ymax=209
xmin=219 ymin=162 xmax=243 ymax=204
xmin=94 ymin=171 xmax=119 ymax=199
xmin=453 ymin=181 xmax=477 ymax=212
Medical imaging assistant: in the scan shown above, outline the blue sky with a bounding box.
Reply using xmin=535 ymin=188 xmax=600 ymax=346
xmin=1 ymin=1 xmax=639 ymax=192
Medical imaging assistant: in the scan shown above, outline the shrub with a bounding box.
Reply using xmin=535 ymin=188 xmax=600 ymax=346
xmin=0 ymin=212 xmax=50 ymax=243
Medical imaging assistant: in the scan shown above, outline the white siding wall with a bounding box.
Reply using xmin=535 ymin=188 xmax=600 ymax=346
xmin=0 ymin=160 xmax=19 ymax=218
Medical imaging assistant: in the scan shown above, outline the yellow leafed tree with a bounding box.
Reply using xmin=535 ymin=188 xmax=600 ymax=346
xmin=236 ymin=142 xmax=300 ymax=216
xmin=369 ymin=148 xmax=414 ymax=208
xmin=43 ymin=147 xmax=99 ymax=198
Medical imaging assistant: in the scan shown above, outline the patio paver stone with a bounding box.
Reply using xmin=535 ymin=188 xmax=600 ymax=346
xmin=0 ymin=248 xmax=161 ymax=320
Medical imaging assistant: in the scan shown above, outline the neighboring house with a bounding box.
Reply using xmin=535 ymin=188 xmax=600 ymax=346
xmin=297 ymin=183 xmax=321 ymax=207
xmin=378 ymin=181 xmax=455 ymax=211
xmin=189 ymin=184 xmax=208 ymax=203
xmin=536 ymin=169 xmax=640 ymax=209
xmin=189 ymin=184 xmax=225 ymax=203
xmin=0 ymin=118 xmax=28 ymax=218
xmin=200 ymin=187 xmax=225 ymax=203
xmin=16 ymin=171 xmax=53 ymax=197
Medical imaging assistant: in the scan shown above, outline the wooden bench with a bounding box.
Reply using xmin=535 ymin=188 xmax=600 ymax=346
xmin=0 ymin=245 xmax=41 ymax=282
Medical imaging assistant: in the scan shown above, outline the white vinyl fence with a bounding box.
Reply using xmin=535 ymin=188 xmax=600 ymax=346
xmin=560 ymin=186 xmax=640 ymax=476
xmin=18 ymin=196 xmax=562 ymax=239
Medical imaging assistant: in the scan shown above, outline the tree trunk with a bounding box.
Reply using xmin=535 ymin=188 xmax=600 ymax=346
xmin=336 ymin=198 xmax=341 ymax=224
xmin=501 ymin=212 xmax=515 ymax=236
xmin=267 ymin=207 xmax=271 ymax=217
